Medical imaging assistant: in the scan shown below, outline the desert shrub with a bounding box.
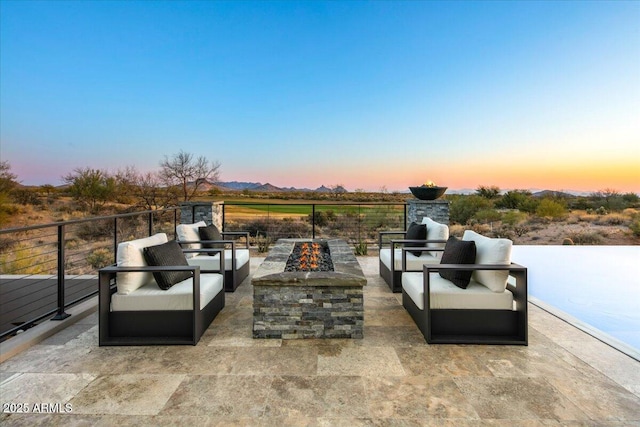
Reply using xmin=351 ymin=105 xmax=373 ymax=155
xmin=566 ymin=231 xmax=603 ymax=245
xmin=501 ymin=210 xmax=528 ymax=227
xmin=255 ymin=232 xmax=272 ymax=253
xmin=449 ymin=195 xmax=493 ymax=225
xmin=0 ymin=237 xmax=17 ymax=251
xmin=496 ymin=190 xmax=532 ymax=210
xmin=309 ymin=210 xmax=331 ymax=227
xmin=87 ymin=248 xmax=113 ymax=270
xmin=466 ymin=223 xmax=491 ymax=236
xmin=562 ymin=238 xmax=574 ymax=245
xmin=11 ymin=188 xmax=42 ymax=205
xmin=536 ymin=199 xmax=566 ymax=220
xmin=595 ymin=206 xmax=608 ymax=215
xmin=622 ymin=192 xmax=640 ymax=207
xmin=629 ymin=215 xmax=640 ymax=237
xmin=594 ymin=213 xmax=628 ymax=226
xmin=448 ymin=224 xmax=466 ymax=238
xmin=354 ymin=240 xmax=368 ymax=255
xmin=518 ymin=197 xmax=540 ymax=214
xmin=512 ymin=225 xmax=530 ymax=237
xmin=75 ymin=219 xmax=115 ymax=241
xmin=0 ymin=243 xmax=54 ymax=274
xmin=473 ymin=208 xmax=502 ymax=224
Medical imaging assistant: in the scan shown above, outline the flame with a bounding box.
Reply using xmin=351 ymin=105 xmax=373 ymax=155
xmin=295 ymin=242 xmax=324 ymax=271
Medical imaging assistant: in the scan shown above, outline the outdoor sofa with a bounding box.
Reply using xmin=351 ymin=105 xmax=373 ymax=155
xmin=176 ymin=221 xmax=250 ymax=292
xmin=401 ymin=230 xmax=528 ymax=345
xmin=99 ymin=233 xmax=225 ymax=346
xmin=379 ymin=217 xmax=449 ymax=292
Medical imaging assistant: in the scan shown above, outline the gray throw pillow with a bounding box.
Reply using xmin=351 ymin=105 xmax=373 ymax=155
xmin=143 ymin=240 xmax=191 ymax=290
xmin=439 ymin=236 xmax=476 ymax=289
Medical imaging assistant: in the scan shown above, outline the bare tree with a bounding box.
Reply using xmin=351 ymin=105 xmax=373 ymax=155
xmin=135 ymin=171 xmax=179 ymax=210
xmin=159 ymin=151 xmax=221 ymax=201
xmin=0 ymin=160 xmax=18 ymax=194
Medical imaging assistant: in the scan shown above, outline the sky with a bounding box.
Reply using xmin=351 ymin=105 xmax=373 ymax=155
xmin=1 ymin=0 xmax=639 ymax=193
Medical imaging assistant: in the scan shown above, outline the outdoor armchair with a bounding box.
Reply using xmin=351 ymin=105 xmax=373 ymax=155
xmin=378 ymin=217 xmax=449 ymax=292
xmin=99 ymin=233 xmax=225 ymax=346
xmin=401 ymin=230 xmax=528 ymax=345
xmin=176 ymin=221 xmax=250 ymax=292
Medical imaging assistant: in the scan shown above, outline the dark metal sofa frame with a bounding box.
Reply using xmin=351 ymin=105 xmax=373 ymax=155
xmin=378 ymin=230 xmax=446 ymax=293
xmin=99 ymin=248 xmax=225 ymax=346
xmin=401 ymin=247 xmax=528 ymax=345
xmin=179 ymin=231 xmax=250 ymax=292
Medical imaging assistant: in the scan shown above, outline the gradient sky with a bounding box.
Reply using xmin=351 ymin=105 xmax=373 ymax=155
xmin=1 ymin=0 xmax=639 ymax=193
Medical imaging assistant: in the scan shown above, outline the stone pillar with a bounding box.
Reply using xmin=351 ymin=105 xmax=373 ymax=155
xmin=406 ymin=199 xmax=450 ymax=226
xmin=179 ymin=201 xmax=224 ymax=230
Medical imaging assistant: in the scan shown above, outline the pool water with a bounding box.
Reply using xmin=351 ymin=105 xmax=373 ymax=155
xmin=511 ymin=245 xmax=640 ymax=359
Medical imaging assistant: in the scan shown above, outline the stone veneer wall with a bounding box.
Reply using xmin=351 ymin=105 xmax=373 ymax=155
xmin=179 ymin=201 xmax=224 ymax=230
xmin=406 ymin=199 xmax=450 ymax=226
xmin=253 ymin=286 xmax=364 ymax=339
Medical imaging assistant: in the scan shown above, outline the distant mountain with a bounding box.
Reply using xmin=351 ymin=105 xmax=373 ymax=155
xmin=216 ymin=181 xmax=264 ymax=190
xmin=254 ymin=183 xmax=283 ymax=192
xmin=532 ymin=190 xmax=576 ymax=198
xmin=214 ymin=181 xmax=349 ymax=193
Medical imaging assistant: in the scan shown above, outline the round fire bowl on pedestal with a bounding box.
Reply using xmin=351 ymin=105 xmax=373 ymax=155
xmin=409 ymin=186 xmax=447 ymax=200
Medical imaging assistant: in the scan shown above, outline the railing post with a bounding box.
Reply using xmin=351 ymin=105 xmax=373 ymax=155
xmin=51 ymin=224 xmax=71 ymax=321
xmin=174 ymin=208 xmax=179 ymax=239
xmin=222 ymin=204 xmax=226 ymax=231
xmin=358 ymin=204 xmax=362 ymax=242
xmin=403 ymin=204 xmax=407 ymax=230
xmin=148 ymin=211 xmax=153 ymax=236
xmin=312 ymin=204 xmax=316 ymax=239
xmin=113 ymin=217 xmax=118 ymax=264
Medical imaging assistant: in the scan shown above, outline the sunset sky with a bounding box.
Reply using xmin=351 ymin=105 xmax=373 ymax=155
xmin=1 ymin=0 xmax=639 ymax=193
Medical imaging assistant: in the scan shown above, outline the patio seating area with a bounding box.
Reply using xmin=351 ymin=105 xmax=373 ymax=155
xmin=1 ymin=256 xmax=639 ymax=425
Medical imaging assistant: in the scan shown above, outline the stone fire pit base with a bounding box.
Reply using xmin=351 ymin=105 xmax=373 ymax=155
xmin=253 ymin=285 xmax=363 ymax=339
xmin=252 ymin=239 xmax=367 ymax=339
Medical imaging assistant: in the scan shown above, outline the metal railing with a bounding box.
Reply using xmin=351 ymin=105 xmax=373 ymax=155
xmin=0 ymin=202 xmax=407 ymax=340
xmin=222 ymin=202 xmax=407 ymax=248
xmin=0 ymin=208 xmax=180 ymax=340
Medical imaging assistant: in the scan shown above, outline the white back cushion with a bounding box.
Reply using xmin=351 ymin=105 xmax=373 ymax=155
xmin=116 ymin=233 xmax=168 ymax=294
xmin=176 ymin=221 xmax=207 ymax=259
xmin=462 ymin=230 xmax=512 ymax=292
xmin=421 ymin=217 xmax=449 ymax=257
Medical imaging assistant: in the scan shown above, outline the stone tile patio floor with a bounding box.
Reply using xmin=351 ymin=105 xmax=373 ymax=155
xmin=1 ymin=256 xmax=639 ymax=426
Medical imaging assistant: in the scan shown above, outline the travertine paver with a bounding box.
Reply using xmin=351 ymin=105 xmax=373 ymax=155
xmin=1 ymin=256 xmax=639 ymax=425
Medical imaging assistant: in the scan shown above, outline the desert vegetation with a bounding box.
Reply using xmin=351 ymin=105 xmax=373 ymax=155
xmin=1 ymin=157 xmax=639 ymax=246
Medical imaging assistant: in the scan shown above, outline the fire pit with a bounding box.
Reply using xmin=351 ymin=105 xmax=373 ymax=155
xmin=285 ymin=241 xmax=334 ymax=272
xmin=252 ymin=239 xmax=366 ymax=339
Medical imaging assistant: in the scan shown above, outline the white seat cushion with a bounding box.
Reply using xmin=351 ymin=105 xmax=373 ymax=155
xmin=462 ymin=230 xmax=512 ymax=292
xmin=111 ymin=273 xmax=223 ymax=311
xmin=187 ymin=249 xmax=250 ymax=271
xmin=402 ymin=272 xmax=513 ymax=310
xmin=116 ymin=233 xmax=169 ymax=295
xmin=380 ymin=248 xmax=440 ymax=271
xmin=176 ymin=221 xmax=207 ymax=259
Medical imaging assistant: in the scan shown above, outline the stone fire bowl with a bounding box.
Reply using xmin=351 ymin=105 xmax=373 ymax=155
xmin=409 ymin=186 xmax=447 ymax=200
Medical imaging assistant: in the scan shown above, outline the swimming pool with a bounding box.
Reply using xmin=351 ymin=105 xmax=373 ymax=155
xmin=511 ymin=245 xmax=640 ymax=361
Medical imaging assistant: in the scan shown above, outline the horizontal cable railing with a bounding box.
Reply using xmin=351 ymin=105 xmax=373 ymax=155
xmin=1 ymin=202 xmax=408 ymax=340
xmin=0 ymin=208 xmax=180 ymax=340
xmin=222 ymin=202 xmax=407 ymax=252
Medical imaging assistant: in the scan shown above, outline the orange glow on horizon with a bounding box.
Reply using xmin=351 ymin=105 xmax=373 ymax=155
xmin=356 ymin=157 xmax=640 ymax=194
